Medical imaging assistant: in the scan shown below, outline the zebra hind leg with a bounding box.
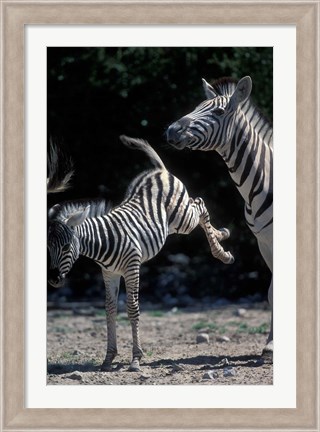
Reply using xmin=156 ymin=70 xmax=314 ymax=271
xmin=101 ymin=272 xmax=121 ymax=371
xmin=124 ymin=266 xmax=144 ymax=372
xmin=194 ymin=198 xmax=235 ymax=265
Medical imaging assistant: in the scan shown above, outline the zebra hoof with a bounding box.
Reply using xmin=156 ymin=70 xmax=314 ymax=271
xmin=226 ymin=252 xmax=235 ymax=264
xmin=100 ymin=362 xmax=114 ymax=372
xmin=222 ymin=252 xmax=234 ymax=265
xmin=128 ymin=359 xmax=141 ymax=372
xmin=261 ymin=342 xmax=273 ymax=363
xmin=219 ymin=228 xmax=230 ymax=240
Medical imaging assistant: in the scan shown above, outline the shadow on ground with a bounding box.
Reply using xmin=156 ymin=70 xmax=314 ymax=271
xmin=48 ymin=353 xmax=267 ymax=375
xmin=47 ymin=362 xmax=101 ymax=375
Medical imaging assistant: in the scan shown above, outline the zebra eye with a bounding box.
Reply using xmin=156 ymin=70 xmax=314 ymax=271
xmin=213 ymin=107 xmax=225 ymax=116
xmin=62 ymin=244 xmax=71 ymax=253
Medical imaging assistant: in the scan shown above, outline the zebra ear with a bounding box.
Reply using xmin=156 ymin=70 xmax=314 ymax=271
xmin=202 ymin=78 xmax=217 ymax=99
xmin=230 ymin=76 xmax=252 ymax=107
xmin=48 ymin=203 xmax=61 ymax=220
xmin=66 ymin=205 xmax=90 ymax=228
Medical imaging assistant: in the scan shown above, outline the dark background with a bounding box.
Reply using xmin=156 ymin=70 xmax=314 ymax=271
xmin=47 ymin=47 xmax=273 ymax=308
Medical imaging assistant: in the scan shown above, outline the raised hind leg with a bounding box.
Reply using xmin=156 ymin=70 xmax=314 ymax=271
xmin=171 ymin=195 xmax=234 ymax=264
xmin=193 ymin=197 xmax=234 ymax=264
xmin=101 ymin=270 xmax=121 ymax=371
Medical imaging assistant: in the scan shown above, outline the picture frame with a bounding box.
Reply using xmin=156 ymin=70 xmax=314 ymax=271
xmin=1 ymin=1 xmax=318 ymax=431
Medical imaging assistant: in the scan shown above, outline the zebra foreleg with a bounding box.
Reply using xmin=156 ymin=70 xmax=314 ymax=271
xmin=257 ymin=236 xmax=273 ymax=361
xmin=124 ymin=266 xmax=144 ymax=372
xmin=101 ymin=271 xmax=121 ymax=371
xmin=194 ymin=198 xmax=235 ymax=264
xmin=262 ymin=278 xmax=273 ymax=361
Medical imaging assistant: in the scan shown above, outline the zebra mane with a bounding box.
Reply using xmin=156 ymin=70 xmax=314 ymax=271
xmin=211 ymin=77 xmax=273 ymax=145
xmin=210 ymin=77 xmax=238 ymax=97
xmin=48 ymin=198 xmax=112 ymax=223
xmin=211 ymin=77 xmax=272 ymax=128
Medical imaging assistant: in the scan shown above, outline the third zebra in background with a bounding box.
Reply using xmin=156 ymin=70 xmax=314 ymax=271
xmin=47 ymin=136 xmax=234 ymax=372
xmin=166 ymin=76 xmax=273 ymax=360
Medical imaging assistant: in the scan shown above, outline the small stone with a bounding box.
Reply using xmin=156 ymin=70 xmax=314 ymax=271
xmin=72 ymin=307 xmax=95 ymax=316
xmin=235 ymin=308 xmax=247 ymax=317
xmin=139 ymin=374 xmax=150 ymax=380
xmin=196 ymin=333 xmax=210 ymax=344
xmin=216 ymin=335 xmax=230 ymax=342
xmin=202 ymin=370 xmax=218 ymax=380
xmin=67 ymin=371 xmax=83 ymax=381
xmin=223 ymin=367 xmax=236 ymax=377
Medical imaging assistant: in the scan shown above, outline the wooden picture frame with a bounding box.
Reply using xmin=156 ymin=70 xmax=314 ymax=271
xmin=1 ymin=1 xmax=318 ymax=431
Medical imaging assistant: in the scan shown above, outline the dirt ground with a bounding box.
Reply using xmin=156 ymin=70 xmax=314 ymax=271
xmin=47 ymin=302 xmax=273 ymax=385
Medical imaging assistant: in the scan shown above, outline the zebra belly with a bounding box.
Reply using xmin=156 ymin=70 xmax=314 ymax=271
xmin=96 ymin=228 xmax=168 ymax=273
xmin=245 ymin=202 xmax=273 ymax=235
xmin=244 ymin=201 xmax=273 ymax=272
xmin=139 ymin=228 xmax=168 ymax=263
xmin=248 ymin=223 xmax=273 ymax=272
xmin=254 ymin=224 xmax=273 ymax=272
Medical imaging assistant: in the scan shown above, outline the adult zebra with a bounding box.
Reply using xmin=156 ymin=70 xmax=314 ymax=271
xmin=166 ymin=76 xmax=273 ymax=359
xmin=47 ymin=136 xmax=234 ymax=371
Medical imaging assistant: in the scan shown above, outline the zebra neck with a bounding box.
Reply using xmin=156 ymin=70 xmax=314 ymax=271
xmin=76 ymin=218 xmax=110 ymax=261
xmin=219 ymin=120 xmax=273 ymax=217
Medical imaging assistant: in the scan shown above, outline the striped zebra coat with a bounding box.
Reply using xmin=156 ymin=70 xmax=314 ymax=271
xmin=47 ymin=136 xmax=234 ymax=371
xmin=166 ymin=76 xmax=273 ymax=359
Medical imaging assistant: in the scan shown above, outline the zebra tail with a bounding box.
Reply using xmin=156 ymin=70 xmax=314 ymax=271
xmin=119 ymin=135 xmax=166 ymax=170
xmin=47 ymin=140 xmax=74 ymax=193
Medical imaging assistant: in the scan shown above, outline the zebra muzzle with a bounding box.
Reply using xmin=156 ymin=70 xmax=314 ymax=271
xmin=166 ymin=124 xmax=191 ymax=148
xmin=48 ymin=272 xmax=66 ymax=288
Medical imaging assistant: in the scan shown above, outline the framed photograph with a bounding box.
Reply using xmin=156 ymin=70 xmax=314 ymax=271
xmin=1 ymin=1 xmax=318 ymax=431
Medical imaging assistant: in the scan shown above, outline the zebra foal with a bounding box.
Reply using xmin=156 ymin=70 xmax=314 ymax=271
xmin=166 ymin=76 xmax=273 ymax=359
xmin=47 ymin=136 xmax=234 ymax=372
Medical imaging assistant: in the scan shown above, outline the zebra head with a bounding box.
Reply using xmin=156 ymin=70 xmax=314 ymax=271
xmin=166 ymin=76 xmax=252 ymax=152
xmin=47 ymin=205 xmax=90 ymax=288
